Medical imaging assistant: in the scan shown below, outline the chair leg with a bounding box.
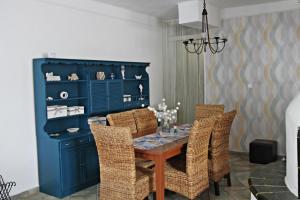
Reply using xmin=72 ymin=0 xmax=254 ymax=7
xmin=152 ymin=192 xmax=156 ymax=200
xmin=205 ymin=188 xmax=210 ymax=200
xmin=225 ymin=173 xmax=231 ymax=187
xmin=214 ymin=181 xmax=220 ymax=196
xmin=191 ymin=189 xmax=210 ymax=200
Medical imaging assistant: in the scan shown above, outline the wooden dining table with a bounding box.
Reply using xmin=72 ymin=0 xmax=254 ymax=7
xmin=133 ymin=125 xmax=191 ymax=200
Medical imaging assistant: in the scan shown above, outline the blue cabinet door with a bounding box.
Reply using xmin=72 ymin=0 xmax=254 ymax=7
xmin=108 ymin=80 xmax=123 ymax=112
xmin=84 ymin=142 xmax=99 ymax=185
xmin=90 ymin=81 xmax=108 ymax=114
xmin=61 ymin=147 xmax=82 ymax=196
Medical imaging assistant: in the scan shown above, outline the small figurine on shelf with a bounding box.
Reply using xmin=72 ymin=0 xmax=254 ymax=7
xmin=138 ymin=84 xmax=144 ymax=100
xmin=135 ymin=75 xmax=142 ymax=79
xmin=60 ymin=91 xmax=69 ymax=99
xmin=46 ymin=72 xmax=61 ymax=82
xmin=68 ymin=73 xmax=79 ymax=81
xmin=47 ymin=97 xmax=53 ymax=101
xmin=110 ymin=73 xmax=115 ymax=80
xmin=121 ymin=65 xmax=126 ymax=79
xmin=96 ymin=72 xmax=105 ymax=80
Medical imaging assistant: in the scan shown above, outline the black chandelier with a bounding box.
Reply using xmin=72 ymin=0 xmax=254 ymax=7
xmin=183 ymin=0 xmax=227 ymax=54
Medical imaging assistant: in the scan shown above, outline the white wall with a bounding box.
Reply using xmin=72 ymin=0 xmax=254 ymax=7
xmin=0 ymin=0 xmax=163 ymax=195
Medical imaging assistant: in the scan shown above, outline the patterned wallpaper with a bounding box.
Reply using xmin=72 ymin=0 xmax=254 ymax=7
xmin=205 ymin=9 xmax=300 ymax=154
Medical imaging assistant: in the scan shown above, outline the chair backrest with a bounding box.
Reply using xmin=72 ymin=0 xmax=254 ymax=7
xmin=106 ymin=110 xmax=138 ymax=138
xmin=195 ymin=104 xmax=224 ymax=120
xmin=210 ymin=110 xmax=237 ymax=156
xmin=90 ymin=124 xmax=136 ymax=189
xmin=186 ymin=118 xmax=216 ymax=178
xmin=133 ymin=108 xmax=158 ymax=137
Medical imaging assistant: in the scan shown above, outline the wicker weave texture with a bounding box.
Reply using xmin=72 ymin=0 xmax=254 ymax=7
xmin=90 ymin=124 xmax=151 ymax=200
xmin=165 ymin=118 xmax=215 ymax=199
xmin=209 ymin=110 xmax=237 ymax=182
xmin=106 ymin=110 xmax=138 ymax=138
xmin=133 ymin=108 xmax=158 ymax=137
xmin=195 ymin=104 xmax=224 ymax=121
xmin=107 ymin=109 xmax=155 ymax=168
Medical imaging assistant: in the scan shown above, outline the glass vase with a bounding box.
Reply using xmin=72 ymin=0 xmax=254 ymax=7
xmin=161 ymin=118 xmax=171 ymax=133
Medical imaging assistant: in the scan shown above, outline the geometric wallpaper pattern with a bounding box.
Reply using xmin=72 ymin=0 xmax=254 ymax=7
xmin=205 ymin=9 xmax=300 ymax=154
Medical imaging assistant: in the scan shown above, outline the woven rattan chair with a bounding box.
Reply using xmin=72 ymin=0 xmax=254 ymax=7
xmin=208 ymin=110 xmax=237 ymax=196
xmin=165 ymin=118 xmax=216 ymax=200
xmin=90 ymin=124 xmax=153 ymax=200
xmin=195 ymin=104 xmax=224 ymax=120
xmin=106 ymin=111 xmax=155 ymax=169
xmin=133 ymin=108 xmax=158 ymax=137
xmin=107 ymin=111 xmax=138 ymax=138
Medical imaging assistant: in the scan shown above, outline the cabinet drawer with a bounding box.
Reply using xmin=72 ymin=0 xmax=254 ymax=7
xmin=77 ymin=137 xmax=89 ymax=145
xmin=61 ymin=136 xmax=91 ymax=149
xmin=61 ymin=140 xmax=76 ymax=149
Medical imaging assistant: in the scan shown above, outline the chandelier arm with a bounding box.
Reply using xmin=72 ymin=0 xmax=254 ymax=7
xmin=205 ymin=14 xmax=218 ymax=54
xmin=207 ymin=39 xmax=226 ymax=45
xmin=184 ymin=44 xmax=198 ymax=54
xmin=194 ymin=41 xmax=205 ymax=54
xmin=187 ymin=43 xmax=204 ymax=55
xmin=195 ymin=42 xmax=205 ymax=55
xmin=198 ymin=44 xmax=205 ymax=54
xmin=207 ymin=39 xmax=227 ymax=53
xmin=215 ymin=42 xmax=226 ymax=53
xmin=207 ymin=36 xmax=228 ymax=53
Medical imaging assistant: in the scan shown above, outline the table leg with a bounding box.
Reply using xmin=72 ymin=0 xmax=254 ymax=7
xmin=155 ymin=156 xmax=165 ymax=200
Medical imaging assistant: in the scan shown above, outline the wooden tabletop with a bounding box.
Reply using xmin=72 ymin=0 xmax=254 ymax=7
xmin=134 ymin=134 xmax=189 ymax=200
xmin=135 ymin=136 xmax=188 ymax=156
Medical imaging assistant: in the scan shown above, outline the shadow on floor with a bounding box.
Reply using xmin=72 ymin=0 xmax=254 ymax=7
xmin=13 ymin=153 xmax=257 ymax=200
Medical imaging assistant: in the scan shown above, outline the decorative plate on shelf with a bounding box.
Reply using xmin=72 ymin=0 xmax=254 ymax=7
xmin=67 ymin=128 xmax=80 ymax=133
xmin=49 ymin=133 xmax=61 ymax=137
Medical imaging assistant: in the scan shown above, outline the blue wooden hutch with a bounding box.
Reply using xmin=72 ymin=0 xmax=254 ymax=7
xmin=33 ymin=58 xmax=150 ymax=198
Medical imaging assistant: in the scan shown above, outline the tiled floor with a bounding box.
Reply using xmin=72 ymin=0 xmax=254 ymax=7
xmin=14 ymin=153 xmax=257 ymax=200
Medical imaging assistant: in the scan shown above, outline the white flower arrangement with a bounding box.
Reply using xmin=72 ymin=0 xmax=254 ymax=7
xmin=148 ymin=98 xmax=181 ymax=126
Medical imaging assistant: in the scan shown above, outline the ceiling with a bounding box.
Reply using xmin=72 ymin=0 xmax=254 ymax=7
xmin=93 ymin=0 xmax=289 ymax=19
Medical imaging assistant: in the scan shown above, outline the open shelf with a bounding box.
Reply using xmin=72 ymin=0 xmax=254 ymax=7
xmin=46 ymin=97 xmax=88 ymax=102
xmin=46 ymin=80 xmax=87 ymax=84
xmin=47 ymin=114 xmax=88 ymax=121
xmin=123 ymin=79 xmax=148 ymax=81
xmin=48 ymin=129 xmax=91 ymax=140
xmin=131 ymin=95 xmax=149 ymax=98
